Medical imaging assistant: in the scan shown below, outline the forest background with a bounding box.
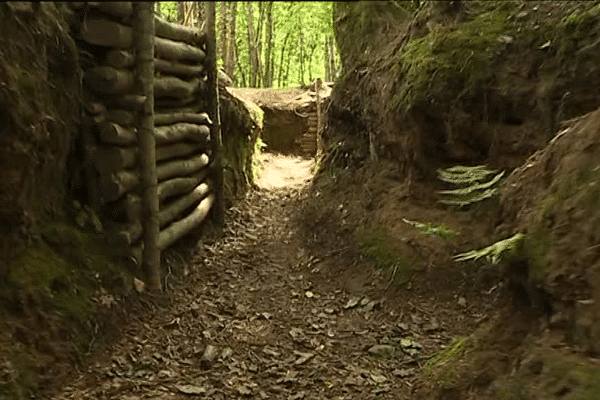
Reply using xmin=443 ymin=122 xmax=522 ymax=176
xmin=156 ymin=1 xmax=339 ymax=88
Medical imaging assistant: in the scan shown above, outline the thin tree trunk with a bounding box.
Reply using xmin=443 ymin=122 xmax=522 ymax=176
xmin=284 ymin=46 xmax=291 ymax=87
xmin=263 ymin=1 xmax=273 ymax=88
xmin=246 ymin=2 xmax=255 ymax=87
xmin=299 ymin=30 xmax=304 ymax=87
xmin=224 ymin=2 xmax=236 ymax=79
xmin=177 ymin=2 xmax=184 ymax=24
xmin=308 ymin=44 xmax=316 ymax=83
xmin=133 ymin=2 xmax=161 ymax=291
xmin=206 ymin=1 xmax=224 ymax=226
xmin=219 ymin=1 xmax=227 ymax=66
xmin=255 ymin=2 xmax=265 ymax=87
xmin=277 ymin=32 xmax=290 ymax=88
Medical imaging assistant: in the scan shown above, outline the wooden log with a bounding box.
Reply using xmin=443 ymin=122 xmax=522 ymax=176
xmin=81 ymin=17 xmax=206 ymax=62
xmin=105 ymin=50 xmax=206 ymax=78
xmin=154 ymin=123 xmax=210 ymax=145
xmin=105 ymin=220 xmax=143 ymax=248
xmin=80 ymin=16 xmax=132 ymax=48
xmin=85 ymin=3 xmax=205 ymax=47
xmin=155 ymin=104 xmax=203 ymax=115
xmin=154 ymin=76 xmax=199 ymax=99
xmin=156 ymin=153 xmax=210 ymax=182
xmin=155 ymin=59 xmax=205 ymax=77
xmin=158 ymin=194 xmax=214 ymax=250
xmin=155 ymin=36 xmax=206 ymax=62
xmin=87 ymin=68 xmax=200 ymax=99
xmin=156 ymin=142 xmax=205 ymax=162
xmin=99 ymin=170 xmax=139 ymax=203
xmin=154 ymin=95 xmax=197 ymax=109
xmin=94 ymin=146 xmax=137 ymax=174
xmin=106 ymin=110 xmax=136 ymax=126
xmin=158 ymin=182 xmax=210 ymax=228
xmin=103 ymin=193 xmax=141 ymax=222
xmin=105 ymin=94 xmax=147 ymax=111
xmin=155 ymin=16 xmax=206 ymax=47
xmin=104 ymin=49 xmax=135 ymax=69
xmin=98 ymin=121 xmax=137 ymax=145
xmin=84 ymin=102 xmax=107 ymax=115
xmin=154 ymin=112 xmax=212 ymax=126
xmin=157 ymin=169 xmax=208 ymax=203
xmin=88 ymin=2 xmax=133 ymax=21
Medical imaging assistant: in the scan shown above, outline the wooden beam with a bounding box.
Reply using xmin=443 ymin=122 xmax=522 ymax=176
xmin=158 ymin=194 xmax=214 ymax=250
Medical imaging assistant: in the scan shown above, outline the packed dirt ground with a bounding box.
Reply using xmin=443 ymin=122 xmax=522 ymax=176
xmin=42 ymin=154 xmax=495 ymax=400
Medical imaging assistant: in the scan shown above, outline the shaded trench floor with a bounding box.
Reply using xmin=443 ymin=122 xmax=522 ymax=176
xmin=53 ymin=154 xmax=468 ymax=400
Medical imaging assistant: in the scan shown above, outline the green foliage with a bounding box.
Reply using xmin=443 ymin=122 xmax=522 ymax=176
xmin=392 ymin=3 xmax=515 ymax=111
xmin=454 ymin=233 xmax=525 ymax=265
xmin=424 ymin=336 xmax=473 ymax=387
xmin=356 ymin=225 xmax=413 ymax=285
xmin=402 ymin=218 xmax=460 ymax=241
xmin=437 ymin=165 xmax=505 ymax=208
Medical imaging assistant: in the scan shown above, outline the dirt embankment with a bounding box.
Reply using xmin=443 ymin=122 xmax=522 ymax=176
xmin=328 ymin=1 xmax=600 ymax=178
xmin=313 ymin=1 xmax=600 ymax=398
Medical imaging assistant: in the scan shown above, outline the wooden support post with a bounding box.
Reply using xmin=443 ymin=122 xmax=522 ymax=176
xmin=205 ymin=2 xmax=224 ymax=227
xmin=133 ymin=2 xmax=161 ymax=291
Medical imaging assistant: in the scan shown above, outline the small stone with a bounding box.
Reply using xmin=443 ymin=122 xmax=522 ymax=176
xmin=368 ymin=344 xmax=395 ymax=358
xmin=516 ymin=11 xmax=528 ymax=19
xmin=458 ymin=297 xmax=467 ymax=308
xmin=344 ymin=296 xmax=362 ymax=309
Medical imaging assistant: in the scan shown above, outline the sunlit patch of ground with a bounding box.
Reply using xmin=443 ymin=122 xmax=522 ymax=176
xmin=256 ymin=153 xmax=314 ymax=190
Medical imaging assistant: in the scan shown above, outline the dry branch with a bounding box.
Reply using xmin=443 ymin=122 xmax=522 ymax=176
xmin=155 ymin=16 xmax=206 ymax=47
xmin=154 ymin=76 xmax=200 ymax=99
xmin=155 ymin=58 xmax=205 ymax=77
xmin=156 ymin=153 xmax=210 ymax=182
xmin=158 ymin=194 xmax=214 ymax=250
xmin=158 ymin=182 xmax=211 ymax=228
xmin=106 ymin=94 xmax=147 ymax=111
xmin=154 ymin=123 xmax=210 ymax=145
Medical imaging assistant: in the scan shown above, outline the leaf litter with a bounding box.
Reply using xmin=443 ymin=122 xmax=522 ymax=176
xmin=51 ymin=155 xmax=465 ymax=400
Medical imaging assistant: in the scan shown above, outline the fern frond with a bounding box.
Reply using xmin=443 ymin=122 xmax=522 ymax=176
xmin=453 ymin=233 xmax=525 ymax=265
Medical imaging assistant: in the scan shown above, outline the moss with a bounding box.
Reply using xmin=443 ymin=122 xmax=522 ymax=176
xmin=526 ymin=156 xmax=600 ymax=281
xmin=356 ymin=224 xmax=413 ymax=285
xmin=391 ymin=3 xmax=515 ymax=111
xmin=424 ymin=336 xmax=473 ymax=388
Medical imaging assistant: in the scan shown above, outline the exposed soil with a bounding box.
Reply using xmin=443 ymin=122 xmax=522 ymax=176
xmin=45 ymin=154 xmax=500 ymax=400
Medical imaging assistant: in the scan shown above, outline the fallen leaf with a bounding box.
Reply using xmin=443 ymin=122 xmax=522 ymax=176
xmin=134 ymin=278 xmax=145 ymax=293
xmin=175 ymin=384 xmax=206 ymax=395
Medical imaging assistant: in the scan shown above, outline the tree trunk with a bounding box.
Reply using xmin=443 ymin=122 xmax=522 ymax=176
xmin=247 ymin=2 xmax=256 ymax=87
xmin=206 ymin=1 xmax=224 ymax=226
xmin=177 ymin=1 xmax=184 ymax=24
xmin=299 ymin=30 xmax=305 ymax=87
xmin=224 ymin=2 xmax=237 ymax=79
xmin=98 ymin=121 xmax=137 ymax=145
xmin=307 ymin=44 xmax=316 ymax=83
xmin=277 ymin=32 xmax=290 ymax=88
xmin=94 ymin=146 xmax=137 ymax=174
xmin=255 ymin=2 xmax=265 ymax=87
xmin=133 ymin=1 xmax=161 ymax=291
xmin=219 ymin=1 xmax=227 ymax=66
xmin=99 ymin=169 xmax=139 ymax=203
xmin=263 ymin=1 xmax=273 ymax=88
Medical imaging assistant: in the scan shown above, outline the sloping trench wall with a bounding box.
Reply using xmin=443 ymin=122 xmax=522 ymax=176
xmin=261 ymin=89 xmax=331 ymax=158
xmin=70 ymin=2 xmax=216 ymax=264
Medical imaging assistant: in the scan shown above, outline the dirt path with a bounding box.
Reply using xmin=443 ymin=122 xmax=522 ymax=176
xmin=52 ymin=155 xmax=459 ymax=400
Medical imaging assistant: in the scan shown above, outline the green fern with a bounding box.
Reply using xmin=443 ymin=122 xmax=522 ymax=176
xmin=453 ymin=233 xmax=525 ymax=265
xmin=402 ymin=218 xmax=460 ymax=241
xmin=437 ymin=165 xmax=505 ymax=208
